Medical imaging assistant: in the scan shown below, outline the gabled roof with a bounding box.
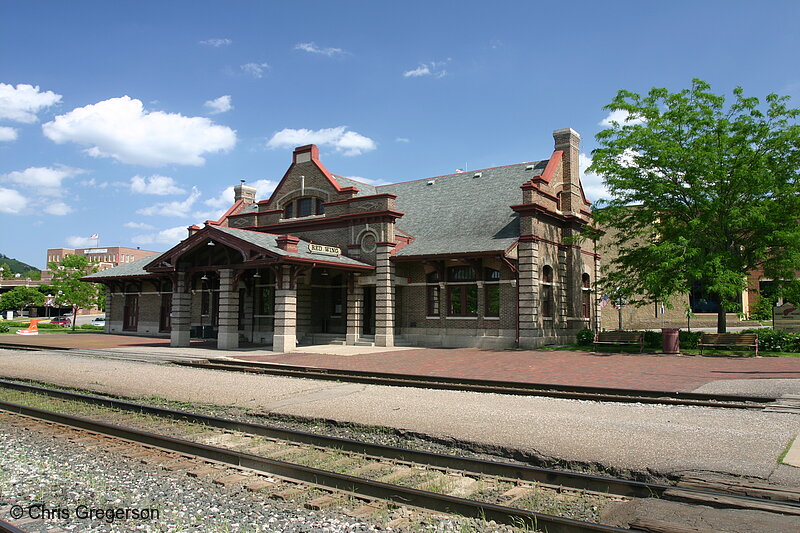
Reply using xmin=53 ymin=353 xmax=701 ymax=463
xmin=378 ymin=161 xmax=547 ymax=257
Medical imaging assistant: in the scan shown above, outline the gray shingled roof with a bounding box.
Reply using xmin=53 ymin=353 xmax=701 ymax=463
xmin=85 ymin=226 xmax=371 ymax=281
xmin=378 ymin=161 xmax=547 ymax=257
xmin=212 ymin=227 xmax=370 ymax=266
xmin=83 ymin=254 xmax=166 ymax=279
xmin=332 ymin=175 xmax=378 ymax=196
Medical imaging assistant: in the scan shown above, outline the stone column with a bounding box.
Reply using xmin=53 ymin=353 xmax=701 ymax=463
xmin=217 ymin=269 xmax=239 ymax=350
xmin=558 ymin=247 xmax=569 ymax=327
xmin=346 ymin=280 xmax=364 ymax=345
xmin=374 ymin=244 xmax=395 ymax=347
xmin=517 ymin=239 xmax=539 ymax=349
xmin=170 ymin=272 xmax=191 ymax=347
xmin=272 ymin=266 xmax=297 ymax=353
xmin=104 ymin=286 xmax=112 ymax=333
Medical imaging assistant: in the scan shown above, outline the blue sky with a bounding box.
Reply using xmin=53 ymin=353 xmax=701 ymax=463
xmin=1 ymin=1 xmax=798 ymax=269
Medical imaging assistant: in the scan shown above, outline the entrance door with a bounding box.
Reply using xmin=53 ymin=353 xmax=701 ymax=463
xmin=159 ymin=293 xmax=172 ymax=333
xmin=123 ymin=294 xmax=139 ymax=331
xmin=362 ymin=286 xmax=375 ymax=335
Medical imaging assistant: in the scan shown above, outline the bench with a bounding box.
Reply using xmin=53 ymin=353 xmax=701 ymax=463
xmin=593 ymin=331 xmax=644 ymax=352
xmin=698 ymin=333 xmax=759 ymax=357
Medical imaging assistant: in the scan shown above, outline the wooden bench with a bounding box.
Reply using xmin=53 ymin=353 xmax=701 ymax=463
xmin=593 ymin=331 xmax=644 ymax=352
xmin=698 ymin=333 xmax=759 ymax=357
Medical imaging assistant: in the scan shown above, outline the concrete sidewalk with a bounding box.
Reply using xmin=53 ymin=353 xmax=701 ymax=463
xmin=0 ymin=348 xmax=798 ymax=488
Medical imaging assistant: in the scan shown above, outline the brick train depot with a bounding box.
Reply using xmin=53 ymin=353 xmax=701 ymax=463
xmin=86 ymin=128 xmax=600 ymax=351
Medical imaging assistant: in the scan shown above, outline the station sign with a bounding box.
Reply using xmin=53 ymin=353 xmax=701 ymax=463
xmin=308 ymin=244 xmax=341 ymax=256
xmin=774 ymin=302 xmax=800 ymax=332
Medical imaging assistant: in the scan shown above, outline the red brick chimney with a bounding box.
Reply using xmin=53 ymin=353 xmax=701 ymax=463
xmin=552 ymin=128 xmax=582 ymax=214
xmin=276 ymin=234 xmax=299 ymax=253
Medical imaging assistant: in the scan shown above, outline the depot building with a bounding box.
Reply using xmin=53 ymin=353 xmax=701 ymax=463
xmin=85 ymin=128 xmax=599 ymax=351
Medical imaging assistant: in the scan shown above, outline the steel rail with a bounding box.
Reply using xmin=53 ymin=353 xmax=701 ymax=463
xmin=174 ymin=358 xmax=773 ymax=409
xmin=0 ymin=520 xmax=27 ymax=533
xmin=0 ymin=399 xmax=635 ymax=533
xmin=4 ymin=378 xmax=798 ymax=518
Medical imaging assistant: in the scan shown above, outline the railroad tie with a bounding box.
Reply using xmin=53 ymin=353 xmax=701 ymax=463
xmin=213 ymin=473 xmax=252 ymax=487
xmin=245 ymin=478 xmax=278 ymax=492
xmin=187 ymin=465 xmax=225 ymax=478
xmin=270 ymin=487 xmax=305 ymax=501
xmin=500 ymin=485 xmax=535 ymax=504
xmin=345 ymin=501 xmax=385 ymax=519
xmin=305 ymin=495 xmax=340 ymax=510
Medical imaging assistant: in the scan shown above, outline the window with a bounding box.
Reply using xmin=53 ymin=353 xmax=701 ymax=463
xmin=316 ymin=198 xmax=325 ymax=215
xmin=541 ymin=265 xmax=554 ymax=318
xmin=297 ymin=197 xmax=313 ymax=217
xmin=447 ymin=266 xmax=478 ymax=316
xmin=582 ymin=273 xmax=591 ymax=319
xmin=426 ymin=272 xmax=440 ymax=316
xmin=485 ymin=268 xmax=500 ymax=317
xmin=283 ymin=203 xmax=293 ymax=219
xmin=255 ymin=286 xmax=275 ymax=315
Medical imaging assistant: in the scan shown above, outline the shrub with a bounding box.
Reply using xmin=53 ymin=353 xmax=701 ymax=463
xmin=749 ymin=297 xmax=774 ymax=321
xmin=576 ymin=328 xmax=595 ymax=346
xmin=80 ymin=324 xmax=103 ymax=330
xmin=38 ymin=322 xmax=64 ymax=329
xmin=741 ymin=328 xmax=800 ymax=353
xmin=679 ymin=330 xmax=702 ymax=349
xmin=0 ymin=324 xmax=8 ymax=333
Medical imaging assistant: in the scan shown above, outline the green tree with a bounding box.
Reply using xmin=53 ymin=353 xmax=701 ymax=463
xmin=591 ymin=79 xmax=800 ymax=332
xmin=48 ymin=254 xmax=102 ymax=330
xmin=0 ymin=263 xmax=12 ymax=280
xmin=0 ymin=286 xmax=45 ymax=314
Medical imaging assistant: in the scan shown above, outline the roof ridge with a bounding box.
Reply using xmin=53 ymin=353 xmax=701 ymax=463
xmin=375 ymin=160 xmax=545 ymax=189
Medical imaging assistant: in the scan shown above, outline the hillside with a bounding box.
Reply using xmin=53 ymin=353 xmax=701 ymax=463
xmin=0 ymin=253 xmax=40 ymax=275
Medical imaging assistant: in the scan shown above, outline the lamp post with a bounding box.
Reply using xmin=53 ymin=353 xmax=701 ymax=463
xmin=46 ymin=294 xmax=53 ymax=319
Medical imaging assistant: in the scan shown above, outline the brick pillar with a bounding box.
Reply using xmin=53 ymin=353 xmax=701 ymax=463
xmin=593 ymin=247 xmax=602 ymax=333
xmin=374 ymin=244 xmax=394 ymax=347
xmin=517 ymin=239 xmax=539 ymax=349
xmin=272 ymin=265 xmax=297 ymax=352
xmin=104 ymin=287 xmax=112 ymax=333
xmin=558 ymin=247 xmax=569 ymax=327
xmin=217 ymin=269 xmax=239 ymax=350
xmin=170 ymin=272 xmax=190 ymax=347
xmin=346 ymin=280 xmax=364 ymax=345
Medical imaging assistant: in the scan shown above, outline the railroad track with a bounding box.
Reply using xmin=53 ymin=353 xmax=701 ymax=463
xmin=0 ymin=380 xmax=798 ymax=533
xmin=173 ymin=358 xmax=776 ymax=410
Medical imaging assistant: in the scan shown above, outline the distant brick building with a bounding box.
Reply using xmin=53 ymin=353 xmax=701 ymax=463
xmin=42 ymin=246 xmax=159 ymax=283
xmin=86 ymin=128 xmax=600 ymax=351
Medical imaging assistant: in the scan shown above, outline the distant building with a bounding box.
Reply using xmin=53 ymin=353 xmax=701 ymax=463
xmin=42 ymin=246 xmax=159 ymax=283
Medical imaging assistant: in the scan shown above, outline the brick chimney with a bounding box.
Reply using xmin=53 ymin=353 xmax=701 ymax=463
xmin=293 ymin=144 xmax=319 ymax=164
xmin=233 ymin=180 xmax=257 ymax=204
xmin=276 ymin=234 xmax=299 ymax=253
xmin=553 ymin=128 xmax=582 ymax=214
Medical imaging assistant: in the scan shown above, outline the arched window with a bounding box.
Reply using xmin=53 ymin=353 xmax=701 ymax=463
xmin=541 ymin=265 xmax=554 ymax=318
xmin=282 ymin=197 xmax=325 ymax=219
xmin=582 ymin=273 xmax=591 ymax=319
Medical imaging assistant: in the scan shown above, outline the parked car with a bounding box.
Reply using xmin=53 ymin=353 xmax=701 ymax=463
xmin=91 ymin=316 xmax=106 ymax=327
xmin=50 ymin=316 xmax=71 ymax=327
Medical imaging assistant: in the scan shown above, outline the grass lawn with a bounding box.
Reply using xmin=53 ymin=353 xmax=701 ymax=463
xmin=540 ymin=344 xmax=800 ymax=358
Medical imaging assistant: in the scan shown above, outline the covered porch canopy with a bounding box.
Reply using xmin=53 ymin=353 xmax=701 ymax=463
xmin=87 ymin=224 xmax=374 ymax=351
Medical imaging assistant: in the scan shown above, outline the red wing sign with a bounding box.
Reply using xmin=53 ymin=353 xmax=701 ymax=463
xmin=774 ymin=303 xmax=800 ymax=332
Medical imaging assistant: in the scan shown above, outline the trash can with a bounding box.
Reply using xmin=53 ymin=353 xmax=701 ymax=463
xmin=661 ymin=328 xmax=680 ymax=354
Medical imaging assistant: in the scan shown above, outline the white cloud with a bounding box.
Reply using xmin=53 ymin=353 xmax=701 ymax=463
xmin=295 ymin=42 xmax=345 ymax=56
xmin=241 ymin=62 xmax=270 ymax=78
xmin=395 ymin=137 xmax=410 ymax=143
xmin=42 ymin=96 xmax=237 ymax=166
xmin=0 ymin=126 xmax=18 ymax=141
xmin=204 ymin=95 xmax=232 ymax=114
xmin=403 ymin=61 xmax=448 ymax=78
xmin=78 ymin=177 xmax=108 ymax=189
xmin=579 ymin=153 xmax=609 ymax=202
xmin=130 ymin=174 xmax=185 ymax=195
xmin=0 ymin=83 xmax=62 ymax=123
xmin=267 ymin=126 xmax=376 ymax=156
xmin=44 ymin=201 xmax=72 ymax=216
xmin=599 ymin=109 xmax=646 ymax=127
xmin=203 ymin=179 xmax=277 ymax=210
xmin=199 ymin=38 xmax=232 ymax=47
xmin=0 ymin=187 xmax=27 ymax=214
xmin=125 ymin=221 xmax=155 ymax=230
xmin=136 ymin=187 xmax=202 ymax=217
xmin=3 ymin=165 xmax=84 ymax=197
xmin=132 ymin=225 xmax=188 ymax=245
xmin=66 ymin=235 xmax=98 ymax=247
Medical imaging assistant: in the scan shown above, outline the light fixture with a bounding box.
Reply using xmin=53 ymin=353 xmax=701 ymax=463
xmin=321 ymin=269 xmax=329 ymax=277
xmin=207 ymin=240 xmax=215 ymax=246
xmin=201 ymin=274 xmax=208 ymax=281
xmin=253 ymin=271 xmax=261 ymax=278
